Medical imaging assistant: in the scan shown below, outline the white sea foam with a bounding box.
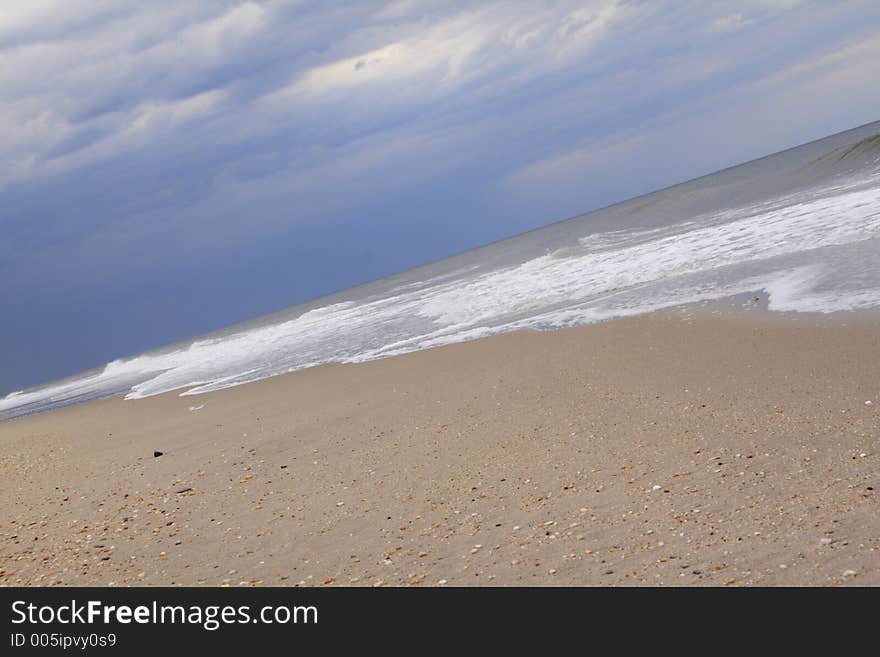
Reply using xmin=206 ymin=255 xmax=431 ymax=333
xmin=2 ymin=164 xmax=880 ymax=419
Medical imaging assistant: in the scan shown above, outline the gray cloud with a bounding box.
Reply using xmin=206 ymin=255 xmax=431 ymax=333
xmin=2 ymin=0 xmax=880 ymax=392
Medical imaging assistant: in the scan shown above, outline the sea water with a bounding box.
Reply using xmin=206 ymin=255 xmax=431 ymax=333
xmin=3 ymin=121 xmax=879 ymax=420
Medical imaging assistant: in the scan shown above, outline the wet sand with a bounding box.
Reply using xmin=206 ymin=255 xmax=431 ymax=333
xmin=1 ymin=309 xmax=878 ymax=586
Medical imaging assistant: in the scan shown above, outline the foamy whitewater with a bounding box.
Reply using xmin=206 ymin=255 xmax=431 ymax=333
xmin=3 ymin=122 xmax=880 ymax=420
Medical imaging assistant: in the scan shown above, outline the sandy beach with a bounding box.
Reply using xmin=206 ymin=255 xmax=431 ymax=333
xmin=1 ymin=309 xmax=878 ymax=587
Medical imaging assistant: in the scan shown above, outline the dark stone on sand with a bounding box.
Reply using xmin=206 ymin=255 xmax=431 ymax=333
xmin=153 ymin=451 xmax=163 ymax=458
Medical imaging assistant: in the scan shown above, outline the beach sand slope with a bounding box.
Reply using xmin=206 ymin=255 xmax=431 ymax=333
xmin=1 ymin=310 xmax=878 ymax=586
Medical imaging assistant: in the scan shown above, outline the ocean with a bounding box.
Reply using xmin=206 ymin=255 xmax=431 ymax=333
xmin=3 ymin=121 xmax=879 ymax=421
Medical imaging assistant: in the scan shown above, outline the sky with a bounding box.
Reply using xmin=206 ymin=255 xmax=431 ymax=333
xmin=2 ymin=0 xmax=880 ymax=394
